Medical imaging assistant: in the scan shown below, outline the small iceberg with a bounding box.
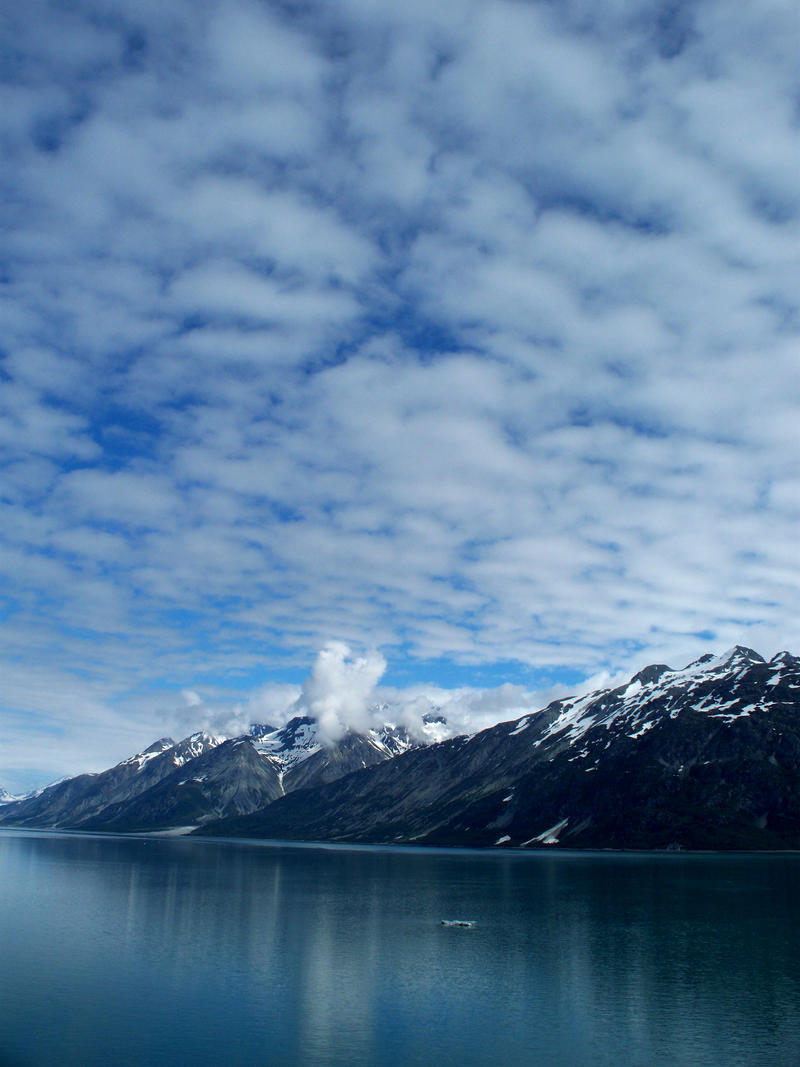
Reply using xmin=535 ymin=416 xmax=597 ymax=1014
xmin=441 ymin=919 xmax=475 ymax=928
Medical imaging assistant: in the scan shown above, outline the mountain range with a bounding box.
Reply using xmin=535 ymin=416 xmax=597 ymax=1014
xmin=3 ymin=646 xmax=800 ymax=849
xmin=0 ymin=717 xmax=423 ymax=832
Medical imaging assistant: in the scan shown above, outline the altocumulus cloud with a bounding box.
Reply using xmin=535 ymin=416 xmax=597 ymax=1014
xmin=1 ymin=0 xmax=799 ymax=789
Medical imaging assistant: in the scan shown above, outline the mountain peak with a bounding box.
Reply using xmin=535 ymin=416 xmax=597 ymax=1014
xmin=249 ymin=722 xmax=278 ymax=738
xmin=144 ymin=737 xmax=175 ymax=754
xmin=687 ymin=653 xmax=716 ymax=668
xmin=683 ymin=646 xmax=765 ymax=674
xmin=171 ymin=731 xmax=225 ymax=766
xmin=770 ymin=651 xmax=799 ymax=667
xmin=717 ymin=645 xmax=765 ymax=666
xmin=631 ymin=663 xmax=671 ymax=687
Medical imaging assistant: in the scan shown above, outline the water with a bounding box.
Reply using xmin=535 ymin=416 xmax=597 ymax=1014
xmin=1 ymin=830 xmax=798 ymax=1066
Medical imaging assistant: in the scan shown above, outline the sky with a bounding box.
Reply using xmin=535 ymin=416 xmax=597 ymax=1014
xmin=1 ymin=0 xmax=799 ymax=792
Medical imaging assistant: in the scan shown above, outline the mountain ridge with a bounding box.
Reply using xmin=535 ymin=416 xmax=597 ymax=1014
xmin=199 ymin=646 xmax=800 ymax=850
xmin=3 ymin=646 xmax=800 ymax=848
xmin=0 ymin=714 xmax=424 ymax=832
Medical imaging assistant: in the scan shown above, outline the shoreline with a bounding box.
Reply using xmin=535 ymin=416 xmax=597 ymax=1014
xmin=2 ymin=824 xmax=800 ymax=858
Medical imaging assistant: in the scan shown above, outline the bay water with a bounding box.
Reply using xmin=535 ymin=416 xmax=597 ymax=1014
xmin=1 ymin=829 xmax=798 ymax=1066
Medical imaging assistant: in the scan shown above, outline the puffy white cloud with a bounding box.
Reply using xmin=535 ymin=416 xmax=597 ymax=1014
xmin=295 ymin=642 xmax=387 ymax=742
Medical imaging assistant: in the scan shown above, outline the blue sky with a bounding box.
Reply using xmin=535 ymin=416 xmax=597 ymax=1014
xmin=2 ymin=0 xmax=799 ymax=790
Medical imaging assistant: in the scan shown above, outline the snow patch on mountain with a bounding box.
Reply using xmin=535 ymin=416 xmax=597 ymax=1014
xmin=251 ymin=718 xmax=323 ymax=770
xmin=249 ymin=715 xmax=420 ymax=774
xmin=523 ymin=818 xmax=570 ymax=846
xmin=121 ymin=737 xmax=176 ymax=770
xmin=528 ymin=646 xmax=787 ymax=750
xmin=170 ymin=731 xmax=225 ymax=766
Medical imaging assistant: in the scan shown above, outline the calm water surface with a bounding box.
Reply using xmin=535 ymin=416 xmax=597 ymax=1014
xmin=1 ymin=829 xmax=798 ymax=1066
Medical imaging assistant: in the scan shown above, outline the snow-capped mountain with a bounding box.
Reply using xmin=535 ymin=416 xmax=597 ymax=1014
xmin=4 ymin=647 xmax=800 ymax=847
xmin=522 ymin=645 xmax=795 ymax=751
xmin=250 ymin=717 xmax=325 ymax=769
xmin=250 ymin=715 xmax=418 ymax=765
xmin=249 ymin=715 xmax=418 ymax=793
xmin=0 ymin=786 xmax=24 ymax=805
xmin=77 ymin=738 xmax=286 ymax=832
xmin=203 ymin=647 xmax=800 ymax=850
xmin=0 ymin=716 xmax=427 ymax=832
xmin=0 ymin=731 xmax=226 ymax=830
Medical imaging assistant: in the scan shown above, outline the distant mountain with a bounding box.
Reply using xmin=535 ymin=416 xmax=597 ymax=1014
xmin=77 ymin=738 xmax=286 ymax=831
xmin=201 ymin=647 xmax=800 ymax=850
xmin=250 ymin=717 xmax=416 ymax=793
xmin=0 ymin=733 xmax=221 ymax=829
xmin=0 ymin=786 xmax=23 ymax=805
xmin=5 ymin=647 xmax=800 ymax=848
xmin=0 ymin=715 xmax=425 ymax=833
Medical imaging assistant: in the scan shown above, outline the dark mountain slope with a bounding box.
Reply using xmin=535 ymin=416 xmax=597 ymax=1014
xmin=283 ymin=730 xmax=415 ymax=793
xmin=200 ymin=648 xmax=800 ymax=849
xmin=77 ymin=739 xmax=285 ymax=831
xmin=0 ymin=717 xmax=420 ymax=831
xmin=251 ymin=716 xmax=417 ymax=795
xmin=0 ymin=732 xmax=226 ymax=829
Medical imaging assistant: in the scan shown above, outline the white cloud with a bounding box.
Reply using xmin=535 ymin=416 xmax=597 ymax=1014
xmin=1 ymin=0 xmax=798 ymax=790
xmin=206 ymin=2 xmax=327 ymax=98
xmin=294 ymin=642 xmax=387 ymax=742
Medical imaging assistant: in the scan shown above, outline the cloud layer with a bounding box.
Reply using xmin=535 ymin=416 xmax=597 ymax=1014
xmin=143 ymin=642 xmax=579 ymax=757
xmin=1 ymin=0 xmax=799 ymax=788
